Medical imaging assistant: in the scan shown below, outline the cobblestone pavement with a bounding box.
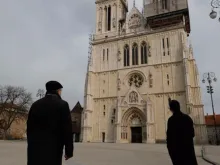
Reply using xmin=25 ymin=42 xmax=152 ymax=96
xmin=0 ymin=141 xmax=211 ymax=165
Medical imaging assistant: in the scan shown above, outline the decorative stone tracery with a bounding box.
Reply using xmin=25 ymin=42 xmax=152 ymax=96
xmin=128 ymin=73 xmax=144 ymax=88
xmin=129 ymin=114 xmax=142 ymax=126
xmin=128 ymin=14 xmax=141 ymax=29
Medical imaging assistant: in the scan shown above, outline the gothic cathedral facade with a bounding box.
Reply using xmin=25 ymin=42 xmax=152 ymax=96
xmin=81 ymin=0 xmax=207 ymax=144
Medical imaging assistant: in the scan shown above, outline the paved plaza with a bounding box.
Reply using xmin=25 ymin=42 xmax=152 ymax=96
xmin=203 ymin=145 xmax=220 ymax=165
xmin=0 ymin=141 xmax=213 ymax=165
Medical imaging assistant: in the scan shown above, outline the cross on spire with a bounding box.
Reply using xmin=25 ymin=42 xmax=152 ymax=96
xmin=133 ymin=0 xmax=136 ymax=7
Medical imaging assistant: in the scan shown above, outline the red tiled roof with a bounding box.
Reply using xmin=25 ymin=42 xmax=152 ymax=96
xmin=0 ymin=103 xmax=28 ymax=114
xmin=205 ymin=114 xmax=220 ymax=126
xmin=0 ymin=103 xmax=20 ymax=109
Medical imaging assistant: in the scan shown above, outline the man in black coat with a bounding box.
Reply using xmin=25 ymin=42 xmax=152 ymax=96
xmin=167 ymin=99 xmax=198 ymax=165
xmin=27 ymin=81 xmax=73 ymax=165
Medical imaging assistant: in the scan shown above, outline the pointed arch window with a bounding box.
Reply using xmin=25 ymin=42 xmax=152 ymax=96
xmin=167 ymin=74 xmax=170 ymax=85
xmin=141 ymin=42 xmax=148 ymax=64
xmin=107 ymin=49 xmax=109 ymax=61
xmin=104 ymin=7 xmax=107 ymax=32
xmin=162 ymin=0 xmax=168 ymax=10
xmin=103 ymin=49 xmax=105 ymax=61
xmin=98 ymin=7 xmax=103 ymax=31
xmin=113 ymin=109 xmax=116 ymax=115
xmin=99 ymin=7 xmax=102 ymax=22
xmin=132 ymin=43 xmax=138 ymax=65
xmin=107 ymin=6 xmax=111 ymax=31
xmin=124 ymin=45 xmax=130 ymax=67
xmin=167 ymin=38 xmax=170 ymax=55
xmin=103 ymin=105 xmax=106 ymax=116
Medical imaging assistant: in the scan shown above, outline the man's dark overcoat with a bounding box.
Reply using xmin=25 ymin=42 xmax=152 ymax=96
xmin=27 ymin=93 xmax=73 ymax=165
xmin=167 ymin=111 xmax=198 ymax=165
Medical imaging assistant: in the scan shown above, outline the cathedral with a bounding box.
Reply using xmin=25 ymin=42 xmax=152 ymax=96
xmin=81 ymin=0 xmax=207 ymax=144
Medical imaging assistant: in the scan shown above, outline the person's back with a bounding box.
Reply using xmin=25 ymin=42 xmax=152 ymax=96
xmin=28 ymin=96 xmax=65 ymax=142
xmin=27 ymin=81 xmax=73 ymax=165
xmin=167 ymin=100 xmax=197 ymax=165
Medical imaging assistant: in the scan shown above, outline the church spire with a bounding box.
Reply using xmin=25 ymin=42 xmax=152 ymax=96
xmin=133 ymin=0 xmax=136 ymax=7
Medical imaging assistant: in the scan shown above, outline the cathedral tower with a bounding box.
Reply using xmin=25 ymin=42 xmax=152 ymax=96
xmin=95 ymin=0 xmax=128 ymax=35
xmin=81 ymin=0 xmax=207 ymax=144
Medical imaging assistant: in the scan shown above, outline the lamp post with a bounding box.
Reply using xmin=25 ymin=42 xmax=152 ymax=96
xmin=209 ymin=0 xmax=220 ymax=22
xmin=202 ymin=72 xmax=219 ymax=145
xmin=36 ymin=89 xmax=45 ymax=99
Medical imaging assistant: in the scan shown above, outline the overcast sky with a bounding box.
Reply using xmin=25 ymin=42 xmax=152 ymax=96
xmin=0 ymin=0 xmax=219 ymax=114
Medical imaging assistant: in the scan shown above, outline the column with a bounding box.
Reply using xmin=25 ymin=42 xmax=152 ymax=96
xmin=116 ymin=124 xmax=121 ymax=143
xmin=147 ymin=124 xmax=156 ymax=143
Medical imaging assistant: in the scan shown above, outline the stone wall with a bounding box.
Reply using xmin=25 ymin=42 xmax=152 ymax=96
xmin=207 ymin=126 xmax=220 ymax=145
xmin=8 ymin=117 xmax=27 ymax=139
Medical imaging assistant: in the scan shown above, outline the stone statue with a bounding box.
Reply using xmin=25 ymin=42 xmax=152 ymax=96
xmin=129 ymin=91 xmax=138 ymax=103
xmin=98 ymin=22 xmax=102 ymax=31
xmin=117 ymin=78 xmax=121 ymax=90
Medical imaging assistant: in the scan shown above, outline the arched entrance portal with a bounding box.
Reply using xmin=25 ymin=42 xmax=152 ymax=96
xmin=121 ymin=108 xmax=146 ymax=143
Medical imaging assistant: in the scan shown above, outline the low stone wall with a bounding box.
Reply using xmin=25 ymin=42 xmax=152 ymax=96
xmin=0 ymin=118 xmax=27 ymax=140
xmin=9 ymin=118 xmax=26 ymax=139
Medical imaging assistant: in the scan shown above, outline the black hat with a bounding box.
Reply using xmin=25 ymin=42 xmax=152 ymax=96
xmin=169 ymin=100 xmax=180 ymax=111
xmin=46 ymin=81 xmax=63 ymax=91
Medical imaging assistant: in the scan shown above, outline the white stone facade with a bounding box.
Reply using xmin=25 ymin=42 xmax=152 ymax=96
xmin=81 ymin=0 xmax=207 ymax=144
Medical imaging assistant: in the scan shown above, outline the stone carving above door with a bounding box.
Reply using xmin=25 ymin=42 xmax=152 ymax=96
xmin=130 ymin=116 xmax=142 ymax=127
xmin=129 ymin=91 xmax=138 ymax=103
xmin=121 ymin=85 xmax=145 ymax=107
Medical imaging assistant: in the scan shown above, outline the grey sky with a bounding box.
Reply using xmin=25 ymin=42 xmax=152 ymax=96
xmin=0 ymin=0 xmax=219 ymax=114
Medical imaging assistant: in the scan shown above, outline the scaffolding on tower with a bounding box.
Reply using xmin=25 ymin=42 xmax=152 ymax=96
xmin=88 ymin=33 xmax=93 ymax=66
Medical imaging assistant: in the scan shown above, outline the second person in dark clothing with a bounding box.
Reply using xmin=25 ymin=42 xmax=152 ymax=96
xmin=27 ymin=81 xmax=73 ymax=165
xmin=167 ymin=99 xmax=198 ymax=165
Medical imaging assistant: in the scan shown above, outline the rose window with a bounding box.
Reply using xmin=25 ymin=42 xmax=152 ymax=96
xmin=128 ymin=73 xmax=144 ymax=88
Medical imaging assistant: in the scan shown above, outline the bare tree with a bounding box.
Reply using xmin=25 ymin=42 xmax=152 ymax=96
xmin=0 ymin=85 xmax=32 ymax=139
xmin=36 ymin=89 xmax=45 ymax=99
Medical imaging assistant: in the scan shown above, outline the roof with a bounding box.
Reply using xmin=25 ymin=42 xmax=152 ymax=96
xmin=71 ymin=101 xmax=83 ymax=113
xmin=205 ymin=114 xmax=220 ymax=126
xmin=0 ymin=103 xmax=28 ymax=116
xmin=0 ymin=103 xmax=20 ymax=109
